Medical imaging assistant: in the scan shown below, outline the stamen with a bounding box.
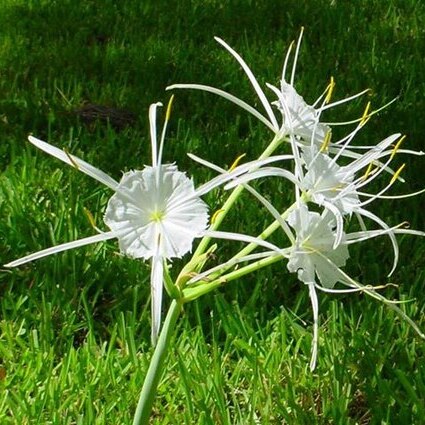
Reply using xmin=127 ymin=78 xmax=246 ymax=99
xmin=211 ymin=209 xmax=225 ymax=224
xmin=325 ymin=76 xmax=335 ymax=104
xmin=360 ymin=101 xmax=371 ymax=126
xmin=83 ymin=207 xmax=97 ymax=229
xmin=390 ymin=135 xmax=406 ymax=160
xmin=229 ymin=153 xmax=246 ymax=172
xmin=320 ymin=131 xmax=332 ymax=152
xmin=390 ymin=163 xmax=406 ymax=185
xmin=165 ymin=94 xmax=175 ymax=122
xmin=63 ymin=148 xmax=80 ymax=170
xmin=362 ymin=162 xmax=374 ymax=181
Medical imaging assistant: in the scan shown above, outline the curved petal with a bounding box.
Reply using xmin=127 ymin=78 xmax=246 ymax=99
xmin=4 ymin=231 xmax=118 ymax=267
xmin=224 ymin=167 xmax=299 ymax=190
xmin=167 ymin=84 xmax=277 ymax=132
xmin=358 ymin=209 xmax=399 ymax=276
xmin=28 ymin=136 xmax=119 ymax=191
xmin=322 ymin=200 xmax=344 ymax=249
xmin=214 ymin=37 xmax=279 ymax=130
xmin=202 ymin=229 xmax=286 ymax=257
xmin=149 ymin=102 xmax=163 ymax=167
xmin=308 ymin=282 xmax=319 ymax=371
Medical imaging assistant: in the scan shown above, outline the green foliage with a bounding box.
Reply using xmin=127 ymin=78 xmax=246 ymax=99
xmin=1 ymin=0 xmax=424 ymax=423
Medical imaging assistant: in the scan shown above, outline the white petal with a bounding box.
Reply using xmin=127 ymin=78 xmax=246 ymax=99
xmin=308 ymin=283 xmax=319 ymax=371
xmin=167 ymin=84 xmax=277 ymax=132
xmin=202 ymin=230 xmax=286 ymax=257
xmin=322 ymin=201 xmax=344 ymax=249
xmin=224 ymin=167 xmax=299 ymax=190
xmin=214 ymin=37 xmax=279 ymax=130
xmin=28 ymin=136 xmax=119 ymax=190
xmin=192 ymin=154 xmax=294 ymax=198
xmin=149 ymin=102 xmax=163 ymax=167
xmin=321 ymin=89 xmax=370 ymax=110
xmin=4 ymin=231 xmax=118 ymax=267
xmin=359 ymin=209 xmax=399 ymax=276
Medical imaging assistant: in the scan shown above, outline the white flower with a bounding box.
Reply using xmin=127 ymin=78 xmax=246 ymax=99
xmin=5 ymin=99 xmax=295 ymax=343
xmin=286 ymin=204 xmax=349 ymax=287
xmin=300 ymin=146 xmax=361 ymax=215
xmin=285 ymin=204 xmax=349 ymax=370
xmin=104 ymin=165 xmax=208 ymax=260
xmin=268 ymin=80 xmax=331 ymax=144
xmin=167 ymin=30 xmax=368 ymax=148
xmin=5 ymin=99 xmax=209 ymax=343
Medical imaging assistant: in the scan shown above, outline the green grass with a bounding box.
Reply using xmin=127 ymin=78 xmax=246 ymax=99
xmin=1 ymin=0 xmax=425 ymax=423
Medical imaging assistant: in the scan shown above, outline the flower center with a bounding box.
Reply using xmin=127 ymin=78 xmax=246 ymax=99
xmin=150 ymin=209 xmax=165 ymax=222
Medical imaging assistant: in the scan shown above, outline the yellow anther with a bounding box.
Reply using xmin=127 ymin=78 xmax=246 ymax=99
xmin=165 ymin=94 xmax=175 ymax=122
xmin=83 ymin=207 xmax=97 ymax=229
xmin=63 ymin=148 xmax=80 ymax=170
xmin=211 ymin=209 xmax=225 ymax=224
xmin=320 ymin=131 xmax=332 ymax=152
xmin=390 ymin=135 xmax=406 ymax=160
xmin=390 ymin=163 xmax=406 ymax=185
xmin=325 ymin=76 xmax=335 ymax=104
xmin=362 ymin=162 xmax=374 ymax=181
xmin=360 ymin=101 xmax=371 ymax=126
xmin=229 ymin=153 xmax=246 ymax=172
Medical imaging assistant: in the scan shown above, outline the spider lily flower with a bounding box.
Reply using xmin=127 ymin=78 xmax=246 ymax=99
xmin=166 ymin=31 xmax=370 ymax=148
xmin=285 ymin=204 xmax=425 ymax=369
xmin=286 ymin=204 xmax=349 ymax=370
xmin=5 ymin=99 xmax=211 ymax=344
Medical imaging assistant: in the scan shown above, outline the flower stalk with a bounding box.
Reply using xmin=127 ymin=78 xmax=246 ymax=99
xmin=132 ymin=300 xmax=183 ymax=425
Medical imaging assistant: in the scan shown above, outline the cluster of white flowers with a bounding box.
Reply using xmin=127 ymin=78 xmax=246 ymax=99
xmin=168 ymin=29 xmax=425 ymax=369
xmin=6 ymin=31 xmax=425 ymax=370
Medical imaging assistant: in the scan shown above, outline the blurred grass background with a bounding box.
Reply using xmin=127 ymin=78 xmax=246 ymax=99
xmin=1 ymin=0 xmax=424 ymax=423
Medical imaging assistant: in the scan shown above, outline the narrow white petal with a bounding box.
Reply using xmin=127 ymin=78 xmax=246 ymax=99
xmin=393 ymin=229 xmax=425 ymax=237
xmin=167 ymin=84 xmax=277 ymax=132
xmin=357 ymin=187 xmax=425 ymax=199
xmin=149 ymin=102 xmax=163 ymax=167
xmin=242 ymin=184 xmax=295 ymax=243
xmin=308 ymin=282 xmax=319 ymax=371
xmin=28 ymin=136 xmax=119 ymax=190
xmin=214 ymin=37 xmax=279 ymax=130
xmin=314 ymin=283 xmax=366 ymax=294
xmin=281 ymin=39 xmax=294 ymax=83
xmin=346 ymin=223 xmax=406 ymax=244
xmin=192 ymin=154 xmax=294 ymax=198
xmin=323 ymin=201 xmax=344 ymax=249
xmin=224 ymin=167 xmax=299 ymax=190
xmin=321 ymin=89 xmax=370 ymax=110
xmin=203 ymin=229 xmax=286 ymax=257
xmin=290 ymin=28 xmax=304 ymax=86
xmin=359 ymin=209 xmax=399 ymax=276
xmin=4 ymin=231 xmax=118 ymax=267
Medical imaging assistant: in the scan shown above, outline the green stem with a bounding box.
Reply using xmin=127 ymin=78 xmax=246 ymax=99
xmin=132 ymin=300 xmax=183 ymax=425
xmin=183 ymin=253 xmax=284 ymax=301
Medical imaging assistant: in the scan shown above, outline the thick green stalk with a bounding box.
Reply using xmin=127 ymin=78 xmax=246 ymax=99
xmin=132 ymin=300 xmax=183 ymax=425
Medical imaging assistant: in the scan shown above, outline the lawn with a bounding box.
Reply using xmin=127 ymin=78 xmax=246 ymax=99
xmin=1 ymin=1 xmax=425 ymax=424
